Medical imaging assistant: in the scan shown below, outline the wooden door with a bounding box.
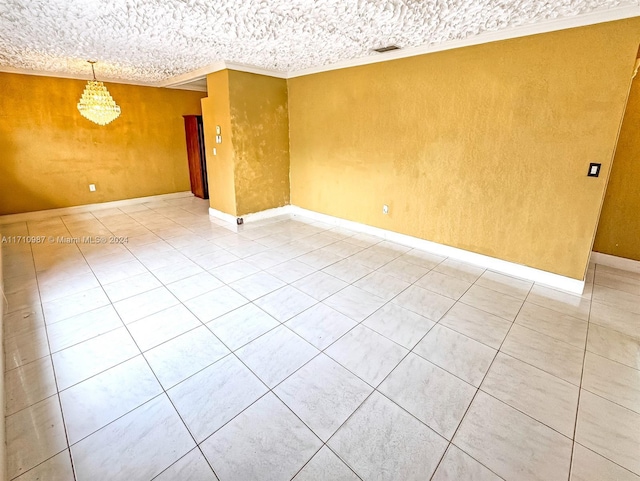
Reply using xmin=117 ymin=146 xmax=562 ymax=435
xmin=183 ymin=115 xmax=209 ymax=199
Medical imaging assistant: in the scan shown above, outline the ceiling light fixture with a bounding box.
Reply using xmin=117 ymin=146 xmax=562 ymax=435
xmin=77 ymin=61 xmax=121 ymax=125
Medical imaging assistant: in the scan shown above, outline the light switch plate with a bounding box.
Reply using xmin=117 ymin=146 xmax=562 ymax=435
xmin=588 ymin=163 xmax=601 ymax=177
xmin=89 ymin=184 xmax=96 ymax=192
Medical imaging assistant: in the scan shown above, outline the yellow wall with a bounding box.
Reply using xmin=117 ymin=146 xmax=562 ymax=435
xmin=289 ymin=19 xmax=640 ymax=280
xmin=0 ymin=72 xmax=205 ymax=215
xmin=203 ymin=70 xmax=237 ymax=216
xmin=202 ymin=69 xmax=290 ymax=217
xmin=593 ymin=72 xmax=640 ymax=261
xmin=229 ymin=70 xmax=290 ymax=216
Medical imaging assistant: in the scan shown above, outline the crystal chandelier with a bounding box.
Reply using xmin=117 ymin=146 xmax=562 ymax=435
xmin=77 ymin=61 xmax=121 ymax=125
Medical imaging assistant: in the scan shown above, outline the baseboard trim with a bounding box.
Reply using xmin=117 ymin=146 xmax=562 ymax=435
xmin=209 ymin=203 xmax=585 ymax=293
xmin=590 ymin=251 xmax=640 ymax=274
xmin=288 ymin=206 xmax=585 ymax=294
xmin=0 ymin=192 xmax=194 ymax=225
xmin=208 ymin=207 xmax=238 ymax=225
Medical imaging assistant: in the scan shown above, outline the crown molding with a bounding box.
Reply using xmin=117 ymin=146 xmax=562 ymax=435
xmin=2 ymin=6 xmax=639 ymax=90
xmin=287 ymin=5 xmax=640 ymax=78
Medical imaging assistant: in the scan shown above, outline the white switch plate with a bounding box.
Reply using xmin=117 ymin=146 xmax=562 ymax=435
xmin=382 ymin=204 xmax=389 ymax=215
xmin=213 ymin=148 xmax=217 ymax=156
xmin=89 ymin=184 xmax=96 ymax=192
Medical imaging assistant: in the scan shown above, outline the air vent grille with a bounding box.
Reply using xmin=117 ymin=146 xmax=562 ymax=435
xmin=373 ymin=45 xmax=400 ymax=53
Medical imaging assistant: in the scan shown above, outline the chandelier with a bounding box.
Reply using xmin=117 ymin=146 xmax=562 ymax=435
xmin=77 ymin=61 xmax=121 ymax=125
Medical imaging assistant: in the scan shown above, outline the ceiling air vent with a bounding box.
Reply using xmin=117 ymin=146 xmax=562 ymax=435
xmin=373 ymin=45 xmax=400 ymax=53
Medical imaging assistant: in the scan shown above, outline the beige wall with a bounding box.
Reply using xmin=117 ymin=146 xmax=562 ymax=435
xmin=229 ymin=70 xmax=290 ymax=216
xmin=203 ymin=70 xmax=237 ymax=216
xmin=0 ymin=73 xmax=206 ymax=215
xmin=203 ymin=69 xmax=290 ymax=217
xmin=594 ymin=71 xmax=640 ymax=261
xmin=288 ymin=19 xmax=640 ymax=280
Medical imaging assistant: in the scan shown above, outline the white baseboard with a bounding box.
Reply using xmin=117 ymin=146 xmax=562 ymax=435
xmin=289 ymin=206 xmax=584 ymax=294
xmin=0 ymin=191 xmax=194 ymax=225
xmin=208 ymin=205 xmax=292 ymax=226
xmin=590 ymin=251 xmax=640 ymax=274
xmin=206 ymin=203 xmax=585 ymax=294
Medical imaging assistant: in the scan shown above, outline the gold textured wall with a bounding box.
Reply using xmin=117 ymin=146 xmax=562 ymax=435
xmin=203 ymin=69 xmax=290 ymax=217
xmin=288 ymin=19 xmax=640 ymax=280
xmin=228 ymin=70 xmax=290 ymax=216
xmin=0 ymin=72 xmax=205 ymax=215
xmin=203 ymin=70 xmax=237 ymax=216
xmin=593 ymin=73 xmax=640 ymax=261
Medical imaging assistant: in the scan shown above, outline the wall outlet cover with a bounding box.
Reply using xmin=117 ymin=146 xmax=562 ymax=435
xmin=89 ymin=184 xmax=96 ymax=192
xmin=383 ymin=204 xmax=389 ymax=214
xmin=588 ymin=163 xmax=601 ymax=177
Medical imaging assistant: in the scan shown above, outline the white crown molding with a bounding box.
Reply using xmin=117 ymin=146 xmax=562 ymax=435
xmin=0 ymin=192 xmax=193 ymax=225
xmin=288 ymin=5 xmax=640 ymax=78
xmin=590 ymin=251 xmax=640 ymax=274
xmin=0 ymin=65 xmax=159 ymax=88
xmin=4 ymin=6 xmax=638 ymax=90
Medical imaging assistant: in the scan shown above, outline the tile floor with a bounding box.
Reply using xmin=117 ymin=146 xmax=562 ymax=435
xmin=1 ymin=196 xmax=639 ymax=481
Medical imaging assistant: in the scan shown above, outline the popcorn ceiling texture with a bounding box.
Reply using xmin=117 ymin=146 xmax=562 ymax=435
xmin=0 ymin=0 xmax=636 ymax=83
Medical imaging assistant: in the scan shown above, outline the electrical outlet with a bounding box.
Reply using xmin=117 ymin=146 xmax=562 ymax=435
xmin=89 ymin=184 xmax=96 ymax=192
xmin=213 ymin=148 xmax=217 ymax=156
xmin=382 ymin=204 xmax=389 ymax=215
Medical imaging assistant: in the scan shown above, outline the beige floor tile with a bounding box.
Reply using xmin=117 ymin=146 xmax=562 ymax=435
xmin=236 ymin=325 xmax=319 ymax=388
xmin=414 ymin=324 xmax=496 ymax=386
xmin=379 ymin=353 xmax=476 ymax=439
xmin=47 ymin=305 xmax=123 ymax=353
xmin=60 ymin=356 xmax=163 ymax=444
xmin=52 ymin=327 xmax=140 ymax=390
xmin=475 ymin=270 xmax=532 ymax=300
xmin=5 ymin=326 xmax=50 ymax=370
xmin=454 ymin=391 xmax=572 ymax=481
xmin=102 ymin=272 xmax=162 ymax=303
xmin=43 ymin=287 xmax=111 ymax=325
xmin=324 ymin=285 xmax=386 ymax=322
xmin=433 ymin=259 xmax=484 ymax=283
xmin=363 ymin=302 xmax=435 ymax=349
xmin=432 ymin=445 xmax=502 ymax=481
xmin=5 ymin=356 xmax=57 ymax=415
xmin=326 ymin=325 xmax=407 ymax=386
xmin=526 ymin=285 xmax=591 ymax=321
xmin=72 ymin=395 xmax=195 ymax=481
xmin=168 ymin=355 xmax=267 ymax=442
xmin=155 ymin=449 xmax=218 ymax=481
xmin=515 ymin=302 xmax=587 ymax=349
xmin=293 ymin=446 xmax=360 ymax=481
xmin=415 ymin=270 xmax=471 ymax=300
xmin=570 ymin=443 xmax=640 ymax=481
xmin=501 ymin=324 xmax=584 ymax=385
xmin=329 ymin=391 xmax=448 ymax=481
xmin=593 ymin=285 xmax=640 ymax=316
xmin=460 ymin=285 xmax=524 ymax=321
xmin=128 ymin=304 xmax=201 ymax=352
xmin=144 ymin=326 xmax=229 ymax=389
xmin=13 ymin=450 xmax=74 ymax=481
xmin=582 ymin=351 xmax=640 ymax=414
xmin=439 ymin=303 xmax=512 ymax=349
xmin=201 ymin=393 xmax=322 ymax=481
xmin=113 ymin=286 xmax=180 ymax=324
xmin=576 ymin=390 xmax=640 ymax=475
xmin=589 ymin=301 xmax=640 ymax=340
xmin=275 ymin=354 xmax=372 ymax=441
xmin=286 ymin=303 xmax=357 ymax=350
xmin=587 ymin=323 xmax=640 ymax=370
xmin=354 ymin=271 xmax=411 ymax=301
xmin=6 ymin=395 xmax=68 ymax=479
xmin=392 ymin=285 xmax=455 ymax=321
xmin=481 ymin=353 xmax=579 ymax=437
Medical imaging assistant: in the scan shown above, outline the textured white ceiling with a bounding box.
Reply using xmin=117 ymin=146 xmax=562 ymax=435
xmin=0 ymin=0 xmax=637 ymax=84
